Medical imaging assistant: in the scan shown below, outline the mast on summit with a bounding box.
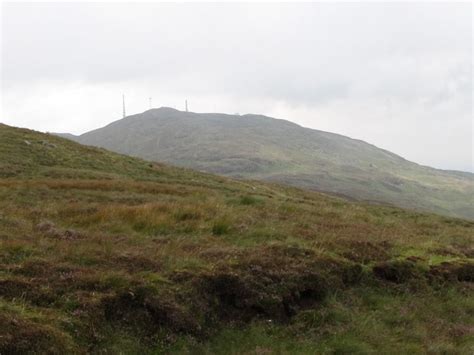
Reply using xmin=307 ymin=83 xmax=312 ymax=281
xmin=122 ymin=94 xmax=126 ymax=118
xmin=185 ymin=100 xmax=188 ymax=112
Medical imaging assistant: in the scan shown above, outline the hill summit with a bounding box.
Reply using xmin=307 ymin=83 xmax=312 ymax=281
xmin=67 ymin=108 xmax=473 ymax=219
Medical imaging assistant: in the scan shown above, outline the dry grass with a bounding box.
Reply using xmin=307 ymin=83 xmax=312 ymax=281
xmin=0 ymin=124 xmax=473 ymax=353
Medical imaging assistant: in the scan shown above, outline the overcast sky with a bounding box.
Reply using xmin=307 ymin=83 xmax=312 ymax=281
xmin=1 ymin=2 xmax=472 ymax=172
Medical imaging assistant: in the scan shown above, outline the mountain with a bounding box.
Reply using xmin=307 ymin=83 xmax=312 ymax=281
xmin=68 ymin=107 xmax=473 ymax=220
xmin=1 ymin=123 xmax=473 ymax=353
xmin=52 ymin=132 xmax=78 ymax=140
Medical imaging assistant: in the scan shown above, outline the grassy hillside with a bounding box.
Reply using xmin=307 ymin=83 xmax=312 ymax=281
xmin=72 ymin=107 xmax=474 ymax=220
xmin=1 ymin=123 xmax=473 ymax=354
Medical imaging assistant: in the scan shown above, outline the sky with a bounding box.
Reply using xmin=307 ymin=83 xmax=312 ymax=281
xmin=1 ymin=2 xmax=473 ymax=172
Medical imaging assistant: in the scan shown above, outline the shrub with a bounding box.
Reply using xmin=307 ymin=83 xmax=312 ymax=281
xmin=212 ymin=219 xmax=231 ymax=236
xmin=239 ymin=196 xmax=260 ymax=206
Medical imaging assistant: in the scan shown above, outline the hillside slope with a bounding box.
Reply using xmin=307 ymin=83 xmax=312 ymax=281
xmin=72 ymin=108 xmax=474 ymax=220
xmin=1 ymin=123 xmax=473 ymax=353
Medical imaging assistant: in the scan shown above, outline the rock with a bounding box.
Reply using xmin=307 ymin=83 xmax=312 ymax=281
xmin=41 ymin=140 xmax=57 ymax=148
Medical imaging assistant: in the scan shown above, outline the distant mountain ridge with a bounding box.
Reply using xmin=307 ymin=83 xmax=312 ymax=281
xmin=53 ymin=132 xmax=78 ymax=140
xmin=63 ymin=107 xmax=474 ymax=219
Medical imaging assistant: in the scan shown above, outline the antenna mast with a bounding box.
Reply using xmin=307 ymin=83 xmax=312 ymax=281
xmin=122 ymin=94 xmax=126 ymax=118
xmin=185 ymin=100 xmax=188 ymax=112
xmin=149 ymin=97 xmax=152 ymax=110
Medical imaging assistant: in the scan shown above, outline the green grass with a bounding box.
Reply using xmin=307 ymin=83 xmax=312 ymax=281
xmin=166 ymin=286 xmax=474 ymax=354
xmin=0 ymin=123 xmax=473 ymax=353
